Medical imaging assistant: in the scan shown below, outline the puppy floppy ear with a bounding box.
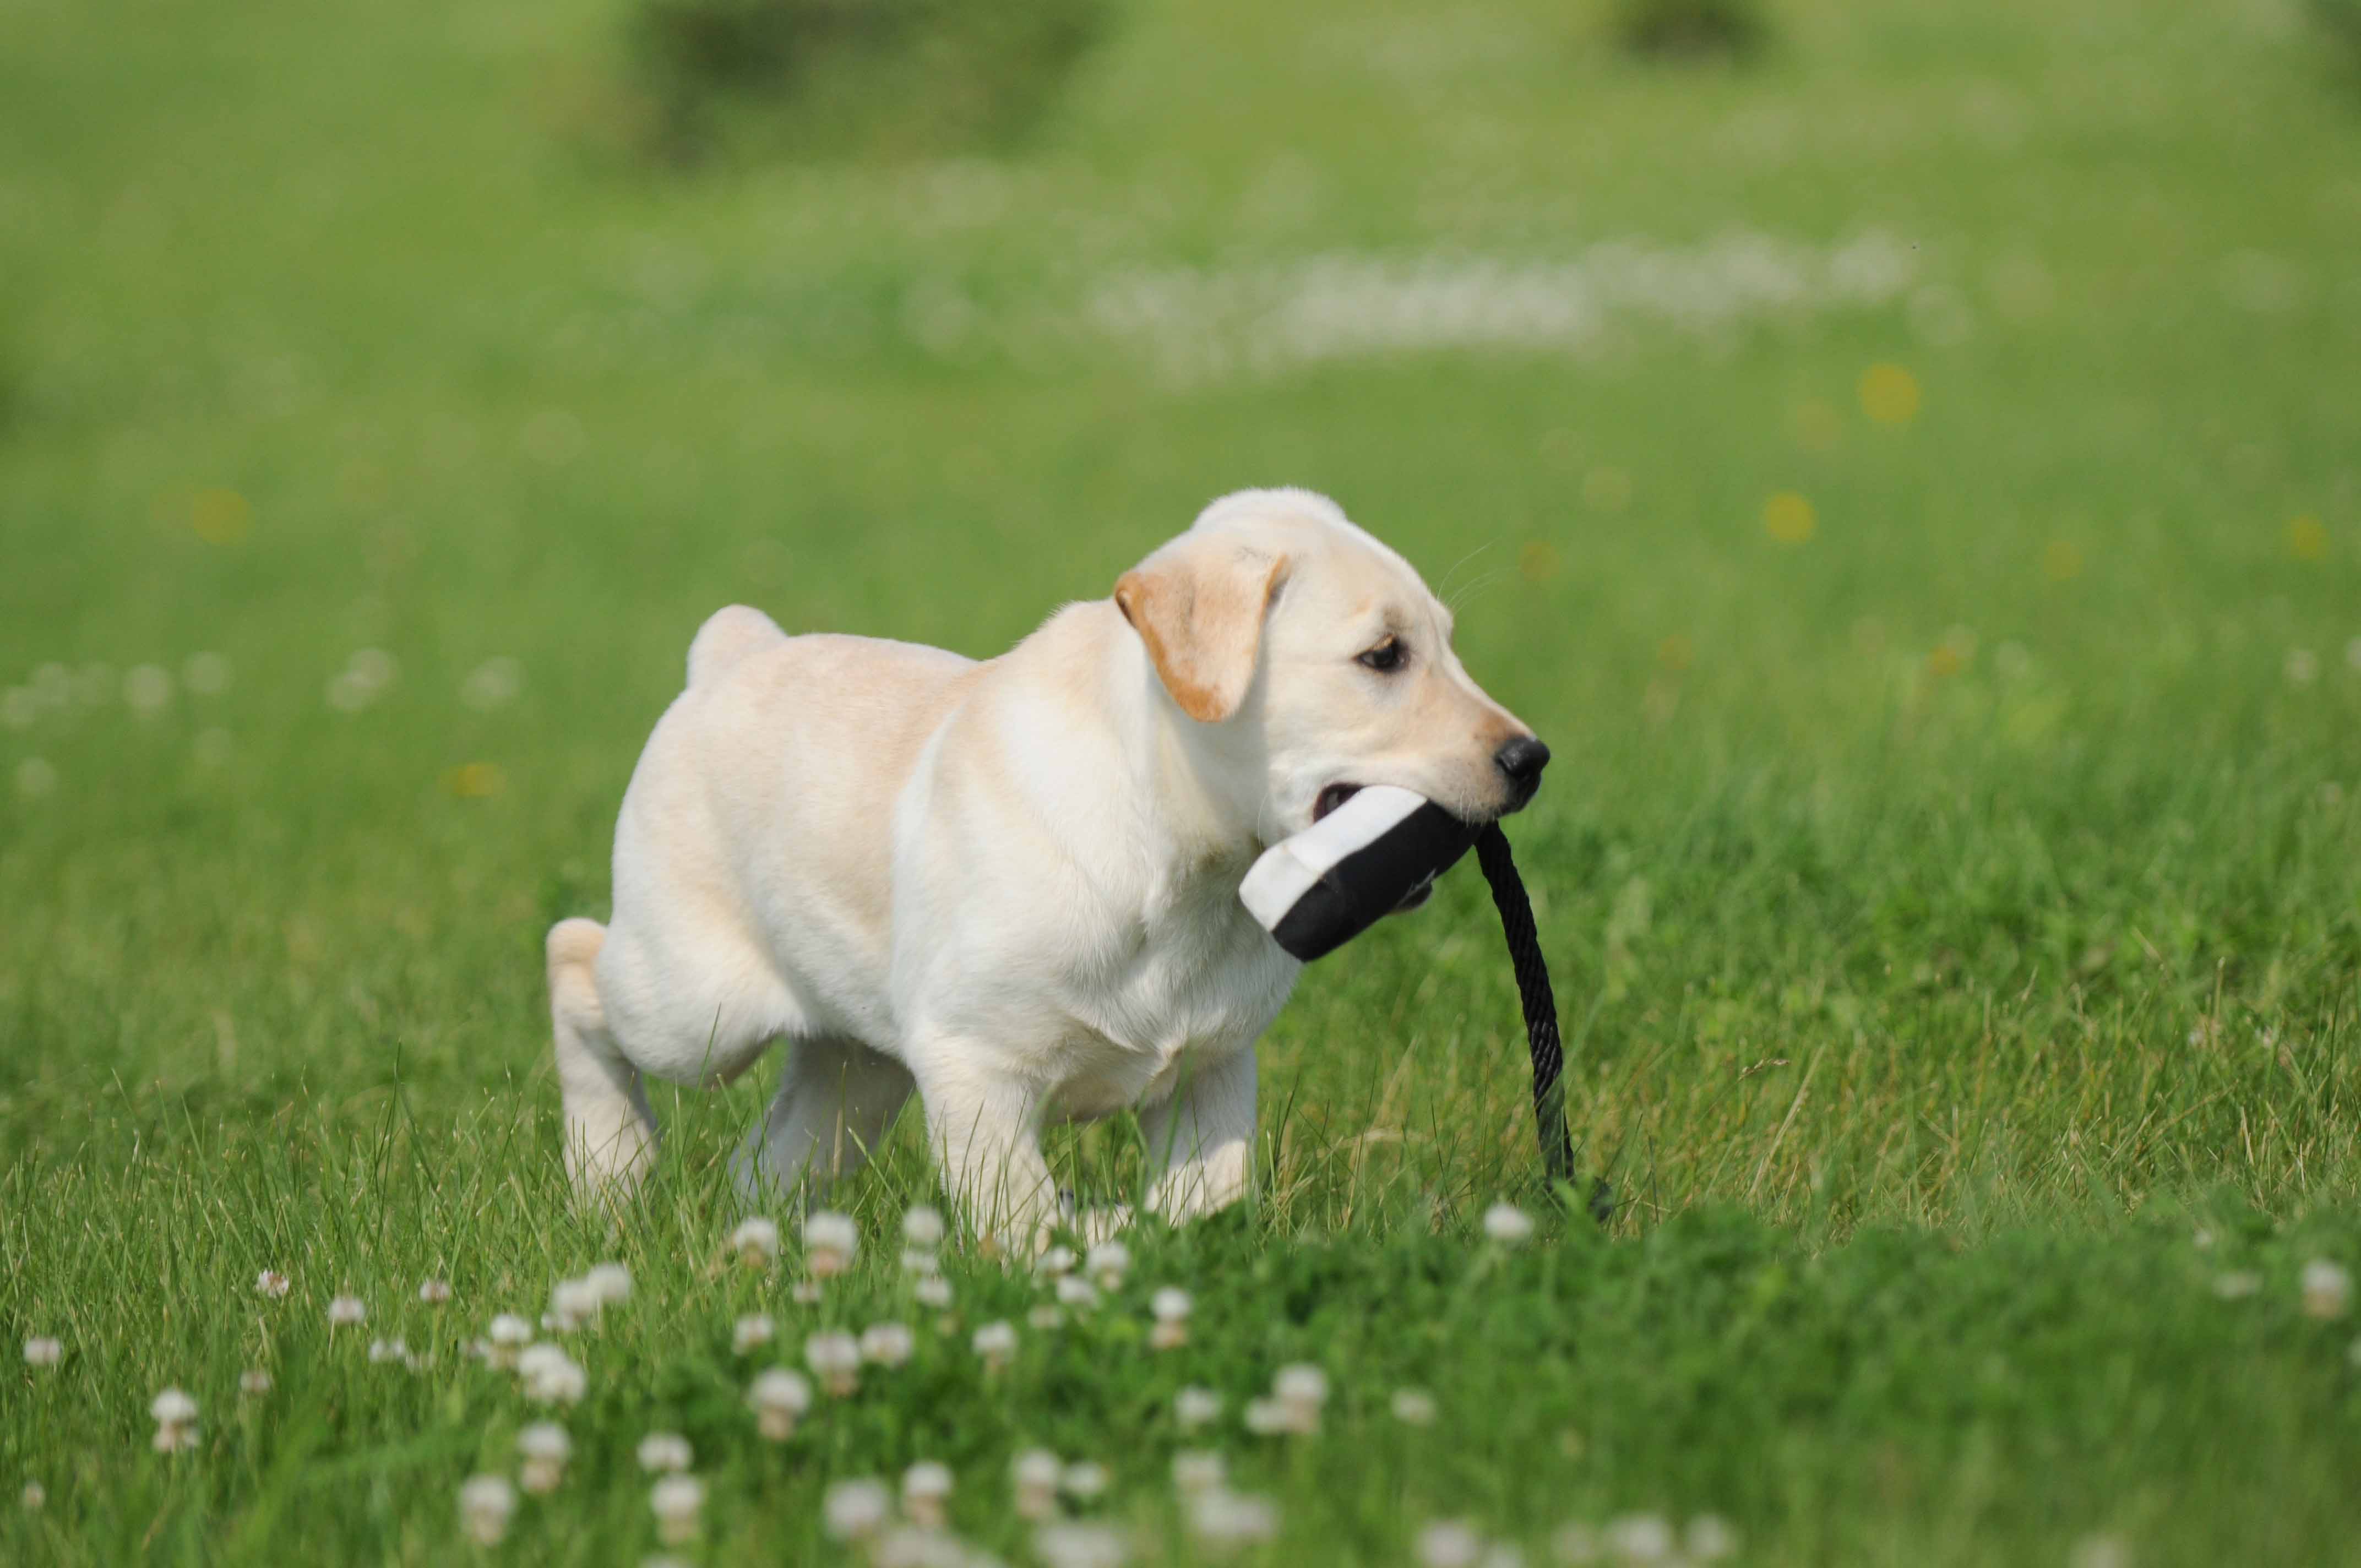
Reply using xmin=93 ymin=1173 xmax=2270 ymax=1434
xmin=1114 ymin=538 xmax=1287 ymax=723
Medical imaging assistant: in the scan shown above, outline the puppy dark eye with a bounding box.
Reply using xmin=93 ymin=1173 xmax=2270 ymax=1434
xmin=1357 ymin=638 xmax=1406 ymax=673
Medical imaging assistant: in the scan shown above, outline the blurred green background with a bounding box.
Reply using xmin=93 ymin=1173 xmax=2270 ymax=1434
xmin=3 ymin=0 xmax=2361 ymax=1558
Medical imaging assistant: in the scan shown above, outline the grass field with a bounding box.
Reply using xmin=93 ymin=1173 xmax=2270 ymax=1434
xmin=6 ymin=0 xmax=2361 ymax=1561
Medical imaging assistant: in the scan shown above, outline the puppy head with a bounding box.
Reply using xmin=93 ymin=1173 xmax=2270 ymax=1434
xmin=1115 ymin=488 xmax=1546 ymax=839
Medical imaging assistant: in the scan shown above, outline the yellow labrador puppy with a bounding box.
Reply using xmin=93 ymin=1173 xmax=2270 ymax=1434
xmin=548 ymin=488 xmax=1548 ymax=1245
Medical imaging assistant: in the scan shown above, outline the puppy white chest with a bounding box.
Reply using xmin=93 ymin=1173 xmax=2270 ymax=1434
xmin=1050 ymin=898 xmax=1297 ymax=1121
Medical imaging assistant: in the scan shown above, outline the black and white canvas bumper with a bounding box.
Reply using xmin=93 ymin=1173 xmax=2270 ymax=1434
xmin=1238 ymin=785 xmax=1479 ymax=962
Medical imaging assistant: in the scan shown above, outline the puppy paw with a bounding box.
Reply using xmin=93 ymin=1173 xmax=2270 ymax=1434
xmin=1072 ymin=1205 xmax=1135 ymax=1246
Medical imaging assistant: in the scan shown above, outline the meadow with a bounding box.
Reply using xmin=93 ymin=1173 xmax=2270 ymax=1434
xmin=4 ymin=0 xmax=2361 ymax=1561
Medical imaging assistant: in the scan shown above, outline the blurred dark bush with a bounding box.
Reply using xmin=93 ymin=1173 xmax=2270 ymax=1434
xmin=2320 ymin=0 xmax=2361 ymax=71
xmin=1613 ymin=0 xmax=1766 ymax=59
xmin=633 ymin=0 xmax=1113 ymax=161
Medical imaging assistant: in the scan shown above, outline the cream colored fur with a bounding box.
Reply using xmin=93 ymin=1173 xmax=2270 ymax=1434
xmin=548 ymin=488 xmax=1539 ymax=1249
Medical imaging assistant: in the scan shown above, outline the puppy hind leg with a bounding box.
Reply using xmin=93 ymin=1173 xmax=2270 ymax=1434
xmin=731 ymin=1037 xmax=914 ymax=1206
xmin=548 ymin=918 xmax=659 ymax=1196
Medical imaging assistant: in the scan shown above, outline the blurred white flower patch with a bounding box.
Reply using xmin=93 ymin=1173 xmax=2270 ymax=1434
xmin=1076 ymin=230 xmax=1918 ymax=384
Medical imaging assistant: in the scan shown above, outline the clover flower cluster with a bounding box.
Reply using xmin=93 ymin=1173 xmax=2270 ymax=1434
xmin=88 ymin=1196 xmax=2131 ymax=1564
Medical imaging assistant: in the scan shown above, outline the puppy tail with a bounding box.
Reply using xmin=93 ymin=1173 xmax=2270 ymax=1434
xmin=687 ymin=605 xmax=790 ymax=688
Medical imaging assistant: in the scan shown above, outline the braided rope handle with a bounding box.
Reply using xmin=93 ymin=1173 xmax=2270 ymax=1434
xmin=1474 ymin=824 xmax=1613 ymax=1223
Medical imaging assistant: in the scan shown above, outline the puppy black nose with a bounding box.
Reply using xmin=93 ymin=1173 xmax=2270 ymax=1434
xmin=1495 ymin=736 xmax=1551 ymax=786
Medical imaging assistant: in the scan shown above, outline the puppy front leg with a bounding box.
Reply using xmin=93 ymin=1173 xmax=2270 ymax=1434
xmin=916 ymin=1055 xmax=1058 ymax=1255
xmin=1139 ymin=1044 xmax=1257 ymax=1224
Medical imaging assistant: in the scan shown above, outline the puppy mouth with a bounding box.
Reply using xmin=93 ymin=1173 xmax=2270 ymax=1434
xmin=1312 ymin=782 xmax=1363 ymax=822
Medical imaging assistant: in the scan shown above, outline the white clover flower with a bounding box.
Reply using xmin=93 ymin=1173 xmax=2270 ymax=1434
xmin=804 ymin=1211 xmax=859 ymax=1278
xmin=2301 ymin=1259 xmax=2352 ymax=1320
xmin=367 ymin=1337 xmax=410 ymax=1365
xmin=255 ymin=1270 xmax=291 ymax=1299
xmin=1391 ymin=1388 xmax=1438 ymax=1425
xmin=183 ymin=652 xmax=232 ymax=697
xmin=417 ymin=1278 xmax=452 ymax=1305
xmin=1605 ymin=1515 xmax=1674 ymax=1561
xmin=1036 ymin=1521 xmax=1130 ymax=1568
xmin=1242 ymin=1398 xmax=1289 ymax=1435
xmin=1417 ymin=1521 xmax=1484 ymax=1568
xmin=1551 ymin=1522 xmax=1601 ymax=1564
xmin=1034 ymin=1246 xmax=1076 ymax=1280
xmin=807 ymin=1331 xmax=862 ymax=1397
xmin=915 ymin=1274 xmax=954 ymax=1310
xmin=901 ymin=1248 xmax=941 ymax=1276
xmin=239 ymin=1368 xmax=272 ymax=1396
xmin=150 ymin=1388 xmax=199 ymax=1453
xmin=902 ymin=1205 xmax=947 ymax=1249
xmin=971 ymin=1320 xmax=1019 ymax=1370
xmin=23 ymin=1337 xmax=61 ymax=1368
xmin=2213 ymin=1271 xmax=2263 ymax=1300
xmin=1189 ymin=1489 xmax=1279 ymax=1552
xmin=1085 ymin=1240 xmax=1131 ymax=1291
xmin=20 ymin=1481 xmax=43 ymax=1511
xmin=351 ymin=649 xmax=398 ymax=690
xmin=869 ymin=1527 xmax=946 ymax=1568
xmin=1271 ymin=1364 xmax=1328 ymax=1432
xmin=327 ymin=672 xmax=373 ymax=712
xmin=1481 ymin=1547 xmax=1527 ymax=1568
xmin=861 ymin=1321 xmax=916 ymax=1367
xmin=460 ymin=657 xmax=524 ymax=712
xmin=1060 ymin=1461 xmax=1109 ymax=1501
xmin=823 ymin=1478 xmax=893 ymax=1542
xmin=1149 ymin=1287 xmax=1192 ymax=1349
xmin=650 ymin=1473 xmax=706 ymax=1545
xmin=585 ymin=1262 xmax=633 ymax=1306
xmin=458 ymin=1474 xmax=516 ymax=1545
xmin=733 ymin=1314 xmax=776 ymax=1355
xmin=1174 ymin=1386 xmax=1222 ymax=1429
xmin=518 ymin=1423 xmax=571 ymax=1493
xmin=327 ymin=1294 xmax=367 ymax=1327
xmin=748 ymin=1368 xmax=812 ymax=1440
xmin=792 ymin=1280 xmax=825 ymax=1305
xmin=1012 ymin=1449 xmax=1063 ymax=1520
xmin=123 ymin=664 xmax=173 ymax=717
xmin=2069 ymin=1535 xmax=2131 ymax=1568
xmin=1482 ymin=1202 xmax=1536 ymax=1246
xmin=487 ymin=1314 xmax=532 ymax=1369
xmin=902 ymin=1460 xmax=954 ymax=1530
xmin=730 ymin=1216 xmax=782 ymax=1267
xmin=517 ymin=1342 xmax=569 ymax=1380
xmin=547 ymin=1275 xmax=602 ymax=1330
xmin=520 ymin=1344 xmax=587 ymax=1406
xmin=1171 ymin=1451 xmax=1226 ymax=1495
xmin=637 ymin=1433 xmax=693 ymax=1474
xmin=1027 ymin=1304 xmax=1065 ymax=1331
xmin=1055 ymin=1275 xmax=1100 ymax=1311
xmin=1684 ymin=1515 xmax=1739 ymax=1560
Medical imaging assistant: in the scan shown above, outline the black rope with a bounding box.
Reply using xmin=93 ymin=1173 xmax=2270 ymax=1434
xmin=1475 ymin=823 xmax=1613 ymax=1223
